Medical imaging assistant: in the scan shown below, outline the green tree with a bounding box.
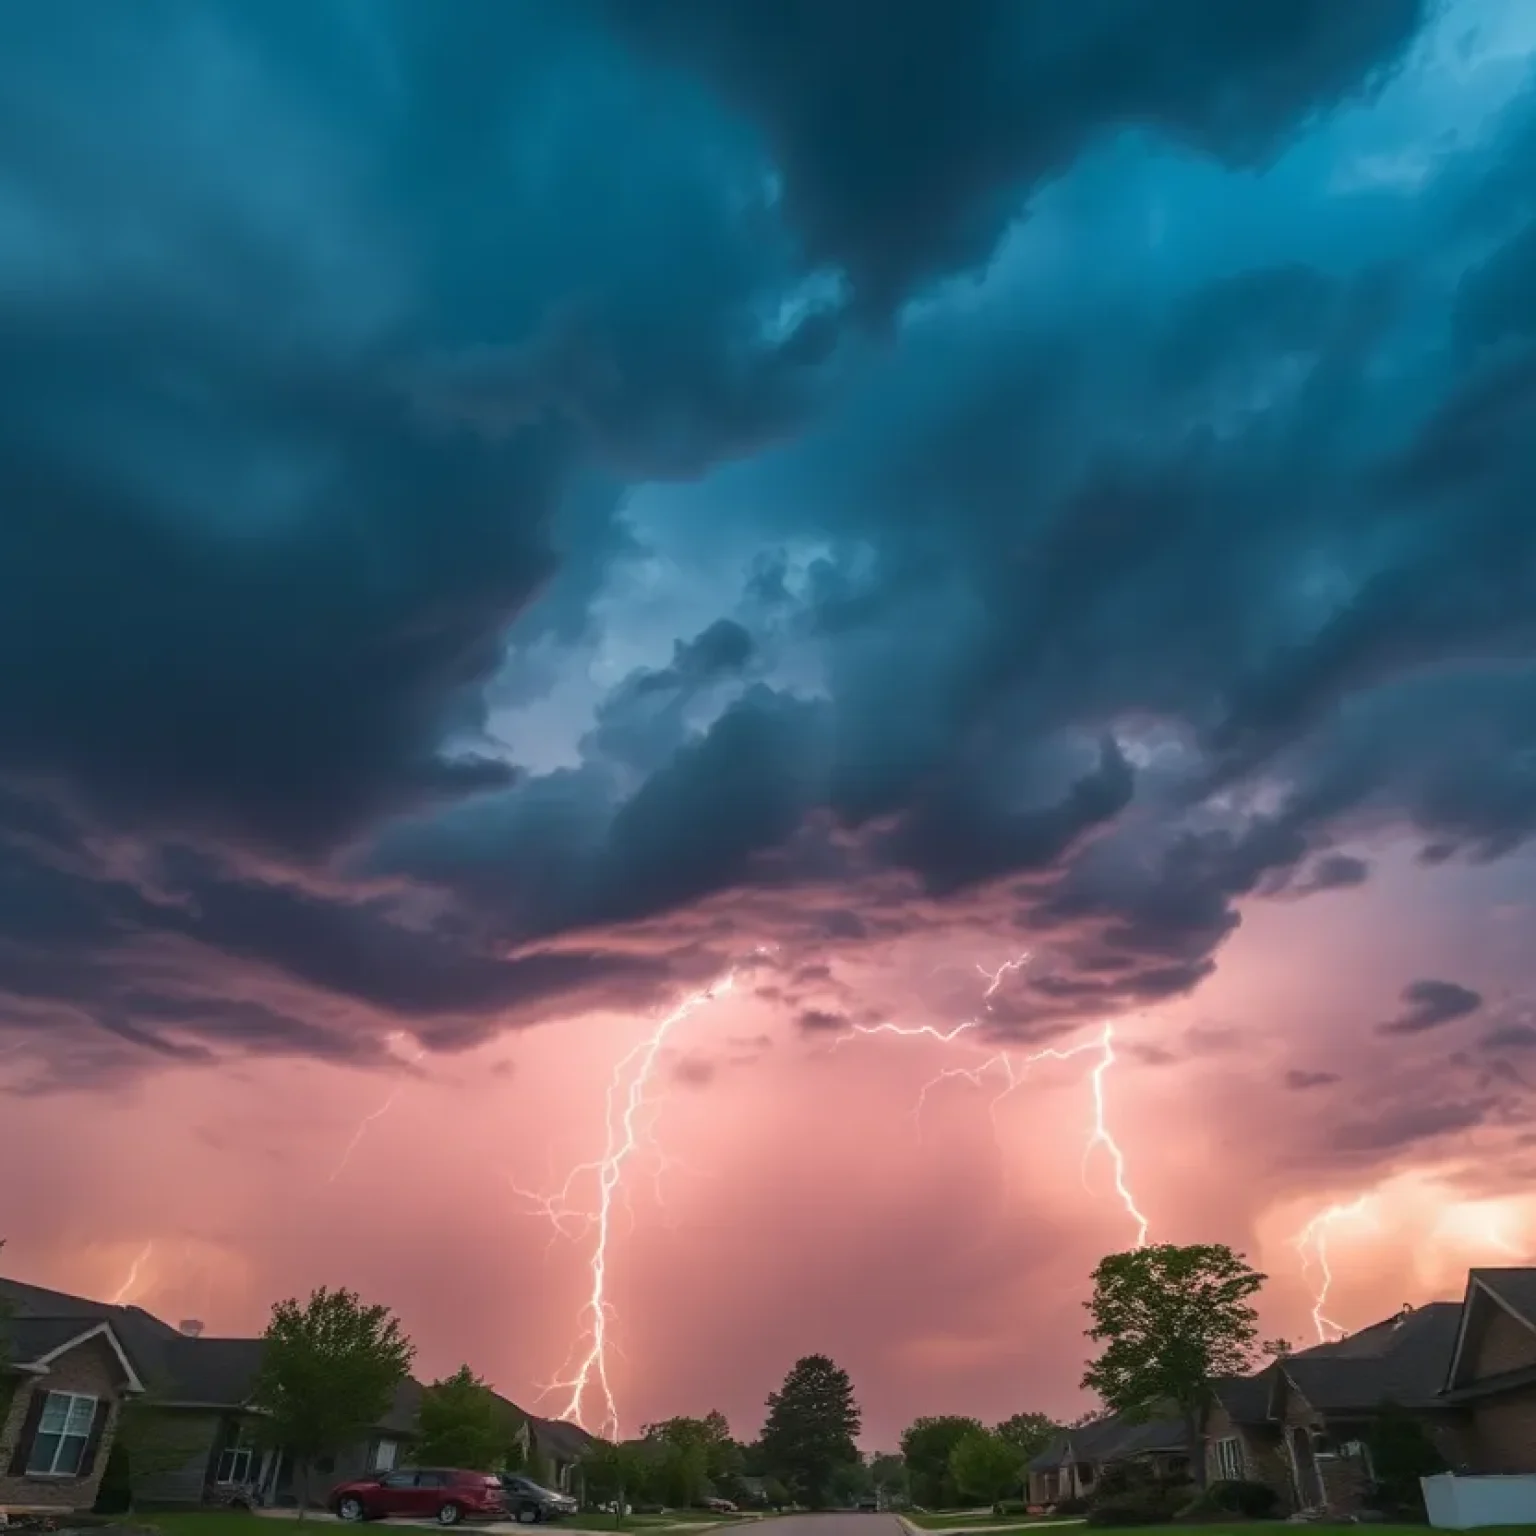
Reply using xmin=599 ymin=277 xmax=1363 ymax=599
xmin=869 ymin=1451 xmax=908 ymax=1503
xmin=829 ymin=1455 xmax=873 ymax=1506
xmin=1082 ymin=1243 xmax=1265 ymax=1490
xmin=1366 ymin=1400 xmax=1449 ymax=1517
xmin=0 ymin=1240 xmax=15 ymax=1431
xmin=414 ymin=1365 xmax=509 ymax=1471
xmin=762 ymin=1475 xmax=790 ymax=1510
xmin=993 ymin=1412 xmax=1058 ymax=1462
xmin=899 ymin=1415 xmax=983 ymax=1508
xmin=249 ymin=1287 xmax=414 ymax=1519
xmin=642 ymin=1412 xmax=741 ymax=1493
xmin=580 ymin=1440 xmax=653 ymax=1518
xmin=949 ymin=1430 xmax=1023 ymax=1506
xmin=759 ymin=1354 xmax=862 ymax=1509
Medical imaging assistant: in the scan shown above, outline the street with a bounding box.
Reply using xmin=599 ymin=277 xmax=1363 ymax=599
xmin=748 ymin=1518 xmax=906 ymax=1536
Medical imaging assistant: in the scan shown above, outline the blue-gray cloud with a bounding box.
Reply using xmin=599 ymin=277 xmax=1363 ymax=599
xmin=2 ymin=0 xmax=1534 ymax=1086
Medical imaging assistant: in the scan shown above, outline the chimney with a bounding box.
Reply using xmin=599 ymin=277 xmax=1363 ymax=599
xmin=179 ymin=1319 xmax=205 ymax=1338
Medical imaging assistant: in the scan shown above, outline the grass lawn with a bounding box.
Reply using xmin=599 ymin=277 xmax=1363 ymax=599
xmin=933 ymin=1528 xmax=1536 ymax=1536
xmin=904 ymin=1517 xmax=1051 ymax=1530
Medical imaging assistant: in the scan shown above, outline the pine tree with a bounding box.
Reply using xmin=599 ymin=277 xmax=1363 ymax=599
xmin=759 ymin=1354 xmax=861 ymax=1509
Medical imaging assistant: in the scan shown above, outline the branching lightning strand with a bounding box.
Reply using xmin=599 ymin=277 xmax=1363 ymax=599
xmin=511 ymin=962 xmax=752 ymax=1440
xmin=842 ymin=955 xmax=1151 ymax=1248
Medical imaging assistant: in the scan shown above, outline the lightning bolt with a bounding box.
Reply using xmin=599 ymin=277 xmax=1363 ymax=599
xmin=1293 ymin=1196 xmax=1373 ymax=1343
xmin=110 ymin=1241 xmax=155 ymax=1305
xmin=512 ymin=961 xmax=755 ymax=1440
xmin=328 ymin=1033 xmax=429 ymax=1184
xmin=845 ymin=956 xmax=1151 ymax=1248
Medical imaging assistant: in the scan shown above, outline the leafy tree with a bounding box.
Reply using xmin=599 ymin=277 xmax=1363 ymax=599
xmin=1262 ymin=1337 xmax=1294 ymax=1359
xmin=899 ymin=1415 xmax=984 ymax=1508
xmin=0 ymin=1240 xmax=15 ymax=1431
xmin=949 ymin=1429 xmax=1023 ymax=1506
xmin=829 ymin=1455 xmax=873 ymax=1506
xmin=869 ymin=1451 xmax=908 ymax=1502
xmin=994 ymin=1412 xmax=1059 ymax=1462
xmin=1082 ymin=1243 xmax=1265 ymax=1490
xmin=581 ymin=1440 xmax=653 ymax=1518
xmin=249 ymin=1287 xmax=414 ymax=1519
xmin=759 ymin=1354 xmax=862 ymax=1509
xmin=762 ymin=1475 xmax=790 ymax=1510
xmin=1366 ymin=1401 xmax=1449 ymax=1517
xmin=414 ymin=1365 xmax=509 ymax=1471
xmin=642 ymin=1412 xmax=741 ymax=1494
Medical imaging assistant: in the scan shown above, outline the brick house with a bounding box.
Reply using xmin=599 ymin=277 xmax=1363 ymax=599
xmin=1440 ymin=1267 xmax=1536 ymax=1472
xmin=0 ymin=1315 xmax=145 ymax=1514
xmin=1026 ymin=1411 xmax=1191 ymax=1506
xmin=1201 ymin=1265 xmax=1536 ymax=1517
xmin=1 ymin=1272 xmax=595 ymax=1513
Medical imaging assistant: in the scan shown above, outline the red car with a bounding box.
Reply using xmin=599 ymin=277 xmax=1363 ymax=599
xmin=331 ymin=1467 xmax=507 ymax=1526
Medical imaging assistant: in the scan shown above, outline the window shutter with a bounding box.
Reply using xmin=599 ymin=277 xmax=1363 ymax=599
xmin=79 ymin=1400 xmax=112 ymax=1478
xmin=6 ymin=1389 xmax=49 ymax=1476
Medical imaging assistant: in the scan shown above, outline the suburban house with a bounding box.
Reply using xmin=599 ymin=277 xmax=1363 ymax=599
xmin=1202 ymin=1265 xmax=1536 ymax=1516
xmin=1026 ymin=1411 xmax=1191 ymax=1505
xmin=0 ymin=1273 xmax=595 ymax=1514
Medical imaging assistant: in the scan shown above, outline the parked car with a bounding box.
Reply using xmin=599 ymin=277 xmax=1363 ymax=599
xmin=499 ymin=1473 xmax=579 ymax=1523
xmin=856 ymin=1498 xmax=879 ymax=1512
xmin=331 ymin=1468 xmax=507 ymax=1526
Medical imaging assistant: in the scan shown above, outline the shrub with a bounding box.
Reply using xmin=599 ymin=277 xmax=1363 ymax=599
xmin=1085 ymin=1483 xmax=1192 ymax=1527
xmin=1054 ymin=1496 xmax=1091 ymax=1515
xmin=1176 ymin=1478 xmax=1281 ymax=1522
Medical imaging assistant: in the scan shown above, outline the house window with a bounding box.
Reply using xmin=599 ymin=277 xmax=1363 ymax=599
xmin=373 ymin=1439 xmax=399 ymax=1473
xmin=1214 ymin=1438 xmax=1245 ymax=1481
xmin=26 ymin=1392 xmax=99 ymax=1477
xmin=217 ymin=1447 xmax=255 ymax=1485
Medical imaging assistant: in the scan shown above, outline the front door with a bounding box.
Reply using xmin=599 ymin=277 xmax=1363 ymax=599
xmin=1288 ymin=1427 xmax=1324 ymax=1508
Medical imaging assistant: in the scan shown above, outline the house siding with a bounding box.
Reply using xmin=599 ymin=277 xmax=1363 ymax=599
xmin=135 ymin=1409 xmax=227 ymax=1506
xmin=1459 ymin=1297 xmax=1536 ymax=1473
xmin=0 ymin=1338 xmax=123 ymax=1513
xmin=1204 ymin=1403 xmax=1293 ymax=1509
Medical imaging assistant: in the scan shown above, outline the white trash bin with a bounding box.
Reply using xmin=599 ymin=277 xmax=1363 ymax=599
xmin=1423 ymin=1472 xmax=1536 ymax=1528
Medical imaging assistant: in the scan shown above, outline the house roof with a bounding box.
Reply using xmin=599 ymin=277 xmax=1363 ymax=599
xmin=1211 ymin=1372 xmax=1272 ymax=1425
xmin=528 ymin=1414 xmax=599 ymax=1461
xmin=1026 ymin=1412 xmax=1188 ymax=1471
xmin=1443 ymin=1268 xmax=1536 ymax=1393
xmin=1274 ymin=1301 xmax=1463 ymax=1414
xmin=1475 ymin=1268 xmax=1536 ymax=1328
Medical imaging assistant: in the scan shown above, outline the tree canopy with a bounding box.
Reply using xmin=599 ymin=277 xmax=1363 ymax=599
xmin=414 ymin=1365 xmax=511 ymax=1472
xmin=249 ymin=1287 xmax=414 ymax=1517
xmin=899 ymin=1415 xmax=983 ymax=1508
xmin=1081 ymin=1243 xmax=1265 ymax=1488
xmin=759 ymin=1354 xmax=862 ymax=1509
xmin=993 ymin=1411 xmax=1059 ymax=1461
xmin=949 ymin=1428 xmax=1024 ymax=1506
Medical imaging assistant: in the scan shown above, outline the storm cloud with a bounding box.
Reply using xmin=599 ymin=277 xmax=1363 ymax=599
xmin=2 ymin=0 xmax=1536 ymax=1101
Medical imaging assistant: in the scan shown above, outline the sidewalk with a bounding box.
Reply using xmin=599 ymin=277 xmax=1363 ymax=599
xmin=255 ymin=1512 xmax=743 ymax=1536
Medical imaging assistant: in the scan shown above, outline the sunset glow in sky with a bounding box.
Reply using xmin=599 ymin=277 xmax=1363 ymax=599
xmin=5 ymin=0 xmax=1536 ymax=1453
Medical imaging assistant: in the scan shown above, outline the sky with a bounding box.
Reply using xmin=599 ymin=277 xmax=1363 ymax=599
xmin=3 ymin=0 xmax=1536 ymax=1453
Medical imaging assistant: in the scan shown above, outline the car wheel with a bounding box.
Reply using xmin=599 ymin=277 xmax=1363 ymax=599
xmin=437 ymin=1502 xmax=465 ymax=1527
xmin=337 ymin=1498 xmax=366 ymax=1523
xmin=516 ymin=1508 xmax=539 ymax=1524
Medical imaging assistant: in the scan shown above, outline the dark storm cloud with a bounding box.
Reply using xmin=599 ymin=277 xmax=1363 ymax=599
xmin=1377 ymin=979 xmax=1484 ymax=1036
xmin=1285 ymin=1068 xmax=1343 ymax=1091
xmin=1331 ymin=1098 xmax=1492 ymax=1153
xmin=602 ymin=0 xmax=1429 ymax=315
xmin=6 ymin=0 xmax=1536 ymax=1083
xmin=0 ymin=0 xmax=816 ymax=861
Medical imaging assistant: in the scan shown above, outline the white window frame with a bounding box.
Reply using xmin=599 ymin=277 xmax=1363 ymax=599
xmin=27 ymin=1391 xmax=99 ymax=1477
xmin=373 ymin=1439 xmax=399 ymax=1473
xmin=216 ymin=1446 xmax=255 ymax=1485
xmin=1214 ymin=1436 xmax=1245 ymax=1481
